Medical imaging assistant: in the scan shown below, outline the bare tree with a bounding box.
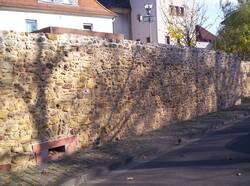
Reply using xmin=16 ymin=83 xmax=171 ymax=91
xmin=160 ymin=0 xmax=209 ymax=47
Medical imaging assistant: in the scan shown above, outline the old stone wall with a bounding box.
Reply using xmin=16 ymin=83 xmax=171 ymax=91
xmin=241 ymin=61 xmax=250 ymax=97
xmin=0 ymin=31 xmax=242 ymax=171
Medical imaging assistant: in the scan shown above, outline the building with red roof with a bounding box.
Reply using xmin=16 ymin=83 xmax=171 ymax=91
xmin=0 ymin=0 xmax=115 ymax=33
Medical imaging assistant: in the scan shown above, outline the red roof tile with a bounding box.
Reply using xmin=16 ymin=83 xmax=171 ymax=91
xmin=196 ymin=25 xmax=216 ymax=42
xmin=0 ymin=0 xmax=115 ymax=17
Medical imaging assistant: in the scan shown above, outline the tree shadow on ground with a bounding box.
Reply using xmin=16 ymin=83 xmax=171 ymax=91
xmin=3 ymin=101 xmax=250 ymax=186
xmin=226 ymin=134 xmax=250 ymax=154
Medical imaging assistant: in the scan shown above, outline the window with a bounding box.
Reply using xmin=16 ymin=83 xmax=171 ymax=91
xmin=26 ymin=19 xmax=37 ymax=32
xmin=180 ymin=7 xmax=185 ymax=16
xmin=146 ymin=37 xmax=151 ymax=43
xmin=175 ymin=6 xmax=180 ymax=15
xmin=169 ymin=5 xmax=184 ymax=16
xmin=169 ymin=5 xmax=174 ymax=15
xmin=83 ymin=23 xmax=93 ymax=31
xmin=165 ymin=36 xmax=170 ymax=44
xmin=38 ymin=0 xmax=78 ymax=5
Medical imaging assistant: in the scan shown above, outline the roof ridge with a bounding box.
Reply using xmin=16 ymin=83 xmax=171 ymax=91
xmin=94 ymin=0 xmax=117 ymax=16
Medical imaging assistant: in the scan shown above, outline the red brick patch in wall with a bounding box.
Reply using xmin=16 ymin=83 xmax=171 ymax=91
xmin=0 ymin=164 xmax=11 ymax=172
xmin=32 ymin=136 xmax=77 ymax=164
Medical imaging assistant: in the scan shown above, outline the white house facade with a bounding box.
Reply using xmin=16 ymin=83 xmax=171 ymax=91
xmin=99 ymin=0 xmax=193 ymax=44
xmin=0 ymin=0 xmax=115 ymax=33
xmin=130 ymin=0 xmax=193 ymax=44
xmin=0 ymin=10 xmax=113 ymax=33
xmin=0 ymin=0 xmax=216 ymax=48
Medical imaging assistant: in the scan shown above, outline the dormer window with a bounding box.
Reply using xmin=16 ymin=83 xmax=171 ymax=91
xmin=38 ymin=0 xmax=78 ymax=6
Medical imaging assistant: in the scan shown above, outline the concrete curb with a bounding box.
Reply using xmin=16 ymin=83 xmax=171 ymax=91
xmin=58 ymin=156 xmax=134 ymax=186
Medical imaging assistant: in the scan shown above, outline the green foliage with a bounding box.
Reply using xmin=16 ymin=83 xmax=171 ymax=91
xmin=168 ymin=25 xmax=185 ymax=46
xmin=168 ymin=25 xmax=196 ymax=47
xmin=168 ymin=25 xmax=184 ymax=41
xmin=162 ymin=0 xmax=208 ymax=47
xmin=238 ymin=0 xmax=250 ymax=5
xmin=215 ymin=3 xmax=250 ymax=59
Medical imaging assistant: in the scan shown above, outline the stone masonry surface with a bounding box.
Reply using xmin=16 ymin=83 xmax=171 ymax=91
xmin=241 ymin=61 xmax=250 ymax=97
xmin=1 ymin=101 xmax=250 ymax=185
xmin=0 ymin=31 xmax=242 ymax=171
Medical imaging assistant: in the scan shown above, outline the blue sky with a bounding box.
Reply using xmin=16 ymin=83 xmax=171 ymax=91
xmin=202 ymin=0 xmax=238 ymax=34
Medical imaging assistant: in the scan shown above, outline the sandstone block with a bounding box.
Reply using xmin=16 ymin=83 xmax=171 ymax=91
xmin=0 ymin=110 xmax=8 ymax=119
xmin=11 ymin=145 xmax=24 ymax=153
xmin=45 ymin=33 xmax=58 ymax=41
xmin=23 ymin=144 xmax=33 ymax=153
xmin=86 ymin=78 xmax=96 ymax=89
xmin=0 ymin=89 xmax=12 ymax=96
xmin=50 ymin=115 xmax=60 ymax=124
xmin=11 ymin=154 xmax=30 ymax=164
xmin=0 ymin=148 xmax=11 ymax=164
xmin=79 ymin=133 xmax=90 ymax=147
xmin=0 ymin=61 xmax=13 ymax=71
xmin=62 ymin=107 xmax=70 ymax=112
xmin=14 ymin=100 xmax=27 ymax=110
xmin=19 ymin=135 xmax=32 ymax=144
xmin=49 ymin=124 xmax=58 ymax=134
xmin=5 ymin=121 xmax=19 ymax=132
xmin=0 ymin=73 xmax=14 ymax=85
xmin=4 ymin=40 xmax=16 ymax=47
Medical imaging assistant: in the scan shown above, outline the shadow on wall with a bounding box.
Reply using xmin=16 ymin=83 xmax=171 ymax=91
xmin=93 ymin=45 xmax=242 ymax=144
xmin=15 ymin=35 xmax=60 ymax=141
xmin=0 ymin=31 xmax=242 ymax=171
xmin=11 ymin=34 xmax=68 ymax=167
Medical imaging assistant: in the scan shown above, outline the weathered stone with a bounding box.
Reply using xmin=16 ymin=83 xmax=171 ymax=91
xmin=86 ymin=78 xmax=96 ymax=89
xmin=0 ymin=148 xmax=11 ymax=164
xmin=11 ymin=146 xmax=24 ymax=153
xmin=242 ymin=61 xmax=250 ymax=97
xmin=5 ymin=120 xmax=19 ymax=132
xmin=0 ymin=78 xmax=13 ymax=86
xmin=50 ymin=115 xmax=60 ymax=124
xmin=4 ymin=40 xmax=16 ymax=47
xmin=0 ymin=89 xmax=12 ymax=95
xmin=22 ymin=144 xmax=32 ymax=153
xmin=19 ymin=135 xmax=32 ymax=143
xmin=37 ymin=36 xmax=46 ymax=43
xmin=62 ymin=106 xmax=70 ymax=112
xmin=0 ymin=111 xmax=8 ymax=119
xmin=45 ymin=33 xmax=58 ymax=41
xmin=79 ymin=133 xmax=90 ymax=147
xmin=11 ymin=154 xmax=30 ymax=164
xmin=0 ymin=61 xmax=13 ymax=71
xmin=14 ymin=100 xmax=27 ymax=110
